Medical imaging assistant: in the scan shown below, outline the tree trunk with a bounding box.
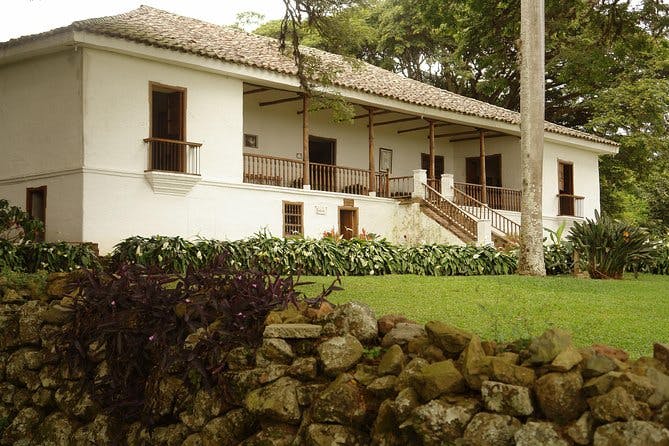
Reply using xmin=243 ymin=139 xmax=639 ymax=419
xmin=518 ymin=0 xmax=546 ymax=276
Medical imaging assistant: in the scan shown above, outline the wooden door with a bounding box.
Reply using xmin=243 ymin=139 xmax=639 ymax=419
xmin=150 ymin=84 xmax=185 ymax=172
xmin=558 ymin=161 xmax=574 ymax=216
xmin=339 ymin=207 xmax=358 ymax=240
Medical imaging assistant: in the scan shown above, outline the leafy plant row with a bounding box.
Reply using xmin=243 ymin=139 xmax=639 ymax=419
xmin=0 ymin=239 xmax=100 ymax=273
xmin=110 ymin=233 xmax=519 ymax=276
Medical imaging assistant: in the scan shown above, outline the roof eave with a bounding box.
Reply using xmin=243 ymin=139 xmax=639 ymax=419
xmin=9 ymin=29 xmax=620 ymax=155
xmin=0 ymin=30 xmax=76 ymax=66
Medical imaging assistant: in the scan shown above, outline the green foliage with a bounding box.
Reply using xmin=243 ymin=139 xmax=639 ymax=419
xmin=0 ymin=239 xmax=21 ymax=271
xmin=543 ymin=223 xmax=574 ymax=275
xmin=110 ymin=233 xmax=518 ymax=277
xmin=16 ymin=241 xmax=100 ymax=273
xmin=265 ymin=0 xmax=669 ymax=232
xmin=0 ymin=199 xmax=100 ymax=273
xmin=0 ymin=198 xmax=43 ymax=243
xmin=568 ymin=211 xmax=656 ymax=279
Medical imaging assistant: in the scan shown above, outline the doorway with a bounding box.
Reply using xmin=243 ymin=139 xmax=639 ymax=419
xmin=309 ymin=136 xmax=336 ymax=191
xmin=558 ymin=161 xmax=575 ymax=216
xmin=465 ymin=154 xmax=502 ymax=187
xmin=338 ymin=206 xmax=358 ymax=240
xmin=150 ymin=83 xmax=186 ymax=172
xmin=421 ymin=153 xmax=445 ymax=191
xmin=26 ymin=186 xmax=47 ymax=242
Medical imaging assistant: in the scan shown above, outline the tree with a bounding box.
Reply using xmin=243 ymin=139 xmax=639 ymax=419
xmin=517 ymin=0 xmax=546 ymax=276
xmin=267 ymin=0 xmax=669 ymax=232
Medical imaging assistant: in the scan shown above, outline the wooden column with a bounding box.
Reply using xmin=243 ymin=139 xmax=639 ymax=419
xmin=368 ymin=107 xmax=376 ymax=194
xmin=302 ymin=95 xmax=310 ymax=188
xmin=428 ymin=120 xmax=436 ymax=180
xmin=479 ymin=129 xmax=488 ymax=204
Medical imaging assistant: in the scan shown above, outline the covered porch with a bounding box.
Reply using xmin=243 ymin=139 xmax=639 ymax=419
xmin=240 ymin=83 xmax=584 ymax=217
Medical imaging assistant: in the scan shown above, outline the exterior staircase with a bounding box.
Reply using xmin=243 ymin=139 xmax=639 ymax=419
xmin=413 ymin=183 xmax=521 ymax=246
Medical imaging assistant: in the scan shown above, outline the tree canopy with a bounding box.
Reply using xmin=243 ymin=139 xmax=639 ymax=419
xmin=257 ymin=0 xmax=669 ymax=233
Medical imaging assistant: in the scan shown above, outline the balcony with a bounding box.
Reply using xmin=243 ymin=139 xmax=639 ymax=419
xmin=143 ymin=137 xmax=202 ymax=195
xmin=558 ymin=194 xmax=585 ymax=218
xmin=243 ymin=153 xmax=391 ymax=197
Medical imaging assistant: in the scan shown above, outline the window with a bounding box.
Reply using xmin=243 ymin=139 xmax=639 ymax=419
xmin=283 ymin=201 xmax=303 ymax=236
xmin=149 ymin=83 xmax=186 ymax=172
xmin=26 ymin=186 xmax=46 ymax=242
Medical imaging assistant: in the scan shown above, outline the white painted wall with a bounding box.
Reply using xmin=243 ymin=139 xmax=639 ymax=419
xmin=82 ymin=171 xmax=400 ymax=253
xmin=82 ymin=48 xmax=243 ymax=182
xmin=0 ymin=173 xmax=83 ymax=242
xmin=0 ymin=50 xmax=84 ymax=242
xmin=243 ymin=97 xmax=451 ymax=178
xmin=0 ymin=50 xmax=83 ymax=178
xmin=543 ymin=140 xmax=600 ymax=220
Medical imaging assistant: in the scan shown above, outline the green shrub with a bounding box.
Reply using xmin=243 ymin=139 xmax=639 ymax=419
xmin=568 ymin=211 xmax=656 ymax=279
xmin=543 ymin=224 xmax=574 ymax=275
xmin=17 ymin=241 xmax=100 ymax=273
xmin=0 ymin=198 xmax=43 ymax=243
xmin=109 ymin=233 xmax=518 ymax=277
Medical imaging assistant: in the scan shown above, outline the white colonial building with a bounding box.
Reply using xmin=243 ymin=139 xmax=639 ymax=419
xmin=0 ymin=6 xmax=618 ymax=253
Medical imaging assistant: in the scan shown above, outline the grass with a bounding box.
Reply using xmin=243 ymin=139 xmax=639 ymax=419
xmin=301 ymin=274 xmax=669 ymax=358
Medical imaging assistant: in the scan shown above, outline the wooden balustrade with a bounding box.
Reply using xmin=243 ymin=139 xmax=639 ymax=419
xmin=558 ymin=194 xmax=585 ymax=218
xmin=454 ymin=182 xmax=521 ymax=212
xmin=423 ymin=184 xmax=478 ymax=241
xmin=376 ymin=172 xmax=390 ymax=197
xmin=243 ymin=153 xmax=303 ymax=188
xmin=144 ymin=137 xmax=202 ymax=175
xmin=386 ymin=176 xmax=413 ymax=198
xmin=453 ymin=188 xmax=520 ymax=238
xmin=427 ymin=178 xmax=441 ymax=193
xmin=310 ymin=162 xmax=373 ymax=194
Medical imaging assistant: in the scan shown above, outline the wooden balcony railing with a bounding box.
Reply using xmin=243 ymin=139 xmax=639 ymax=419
xmin=310 ymin=162 xmax=372 ymax=194
xmin=385 ymin=176 xmax=413 ymax=198
xmin=423 ymin=183 xmax=478 ymax=241
xmin=243 ymin=154 xmax=392 ymax=197
xmin=453 ymin=188 xmax=520 ymax=238
xmin=558 ymin=194 xmax=585 ymax=218
xmin=243 ymin=153 xmax=303 ymax=188
xmin=144 ymin=137 xmax=202 ymax=175
xmin=454 ymin=182 xmax=522 ymax=212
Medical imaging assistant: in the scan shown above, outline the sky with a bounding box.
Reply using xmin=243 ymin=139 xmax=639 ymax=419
xmin=1 ymin=0 xmax=286 ymax=42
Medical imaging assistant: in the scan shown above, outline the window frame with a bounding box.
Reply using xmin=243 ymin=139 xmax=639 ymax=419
xmin=282 ymin=201 xmax=304 ymax=237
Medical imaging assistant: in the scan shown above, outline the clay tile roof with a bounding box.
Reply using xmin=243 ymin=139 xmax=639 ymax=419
xmin=1 ymin=5 xmax=617 ymax=147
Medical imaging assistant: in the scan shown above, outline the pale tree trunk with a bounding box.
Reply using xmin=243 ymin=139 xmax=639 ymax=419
xmin=518 ymin=0 xmax=546 ymax=276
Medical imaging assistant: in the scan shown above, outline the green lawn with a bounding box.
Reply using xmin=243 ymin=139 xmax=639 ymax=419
xmin=302 ymin=274 xmax=669 ymax=358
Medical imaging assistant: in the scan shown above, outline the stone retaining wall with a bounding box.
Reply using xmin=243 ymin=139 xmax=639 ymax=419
xmin=0 ymin=273 xmax=668 ymax=445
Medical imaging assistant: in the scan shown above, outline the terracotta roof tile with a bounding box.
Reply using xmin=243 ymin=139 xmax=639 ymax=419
xmin=1 ymin=5 xmax=617 ymax=147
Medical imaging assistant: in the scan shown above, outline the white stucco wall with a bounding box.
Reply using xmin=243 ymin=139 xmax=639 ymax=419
xmin=0 ymin=50 xmax=83 ymax=179
xmin=82 ymin=48 xmax=243 ymax=182
xmin=243 ymin=97 xmax=451 ymax=178
xmin=0 ymin=173 xmax=84 ymax=243
xmin=82 ymin=171 xmax=399 ymax=253
xmin=0 ymin=50 xmax=85 ymax=242
xmin=543 ymin=140 xmax=600 ymax=220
